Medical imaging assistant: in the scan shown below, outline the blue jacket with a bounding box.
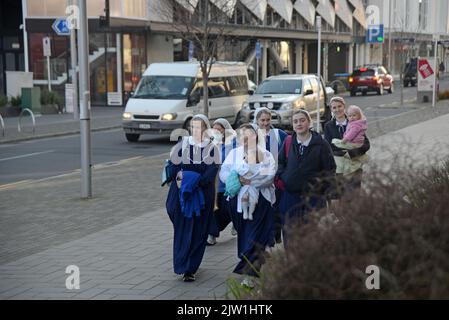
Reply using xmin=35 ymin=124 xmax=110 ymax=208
xmin=179 ymin=171 xmax=205 ymax=218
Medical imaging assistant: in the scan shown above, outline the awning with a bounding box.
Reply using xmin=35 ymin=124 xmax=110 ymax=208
xmin=316 ymin=0 xmax=336 ymax=28
xmin=210 ymin=0 xmax=237 ymax=18
xmin=240 ymin=0 xmax=267 ymax=21
xmin=268 ymin=0 xmax=293 ymax=24
xmin=335 ymin=0 xmax=353 ymax=29
xmin=348 ymin=0 xmax=367 ymax=29
xmin=293 ymin=0 xmax=316 ymax=26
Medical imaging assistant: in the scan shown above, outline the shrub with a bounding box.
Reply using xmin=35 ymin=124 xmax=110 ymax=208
xmin=10 ymin=95 xmax=21 ymax=107
xmin=439 ymin=90 xmax=449 ymax=100
xmin=41 ymin=90 xmax=62 ymax=106
xmin=249 ymin=159 xmax=449 ymax=300
xmin=0 ymin=94 xmax=8 ymax=107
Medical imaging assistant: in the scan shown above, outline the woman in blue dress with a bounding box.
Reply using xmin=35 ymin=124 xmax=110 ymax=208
xmin=220 ymin=124 xmax=276 ymax=287
xmin=165 ymin=114 xmax=219 ymax=282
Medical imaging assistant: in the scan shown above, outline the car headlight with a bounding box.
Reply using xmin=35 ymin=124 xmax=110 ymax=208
xmin=280 ymin=102 xmax=293 ymax=110
xmin=242 ymin=102 xmax=250 ymax=110
xmin=254 ymin=102 xmax=260 ymax=109
xmin=161 ymin=113 xmax=177 ymax=121
xmin=123 ymin=112 xmax=132 ymax=120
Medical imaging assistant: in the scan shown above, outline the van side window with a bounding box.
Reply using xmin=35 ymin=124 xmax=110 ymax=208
xmin=303 ymin=79 xmax=313 ymax=93
xmin=309 ymin=78 xmax=324 ymax=96
xmin=209 ymin=77 xmax=228 ymax=98
xmin=227 ymin=76 xmax=248 ymax=96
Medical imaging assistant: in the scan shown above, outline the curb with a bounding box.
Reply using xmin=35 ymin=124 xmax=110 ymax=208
xmin=0 ymin=125 xmax=122 ymax=144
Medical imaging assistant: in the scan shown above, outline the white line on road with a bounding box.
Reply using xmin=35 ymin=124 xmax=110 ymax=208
xmin=0 ymin=150 xmax=55 ymax=162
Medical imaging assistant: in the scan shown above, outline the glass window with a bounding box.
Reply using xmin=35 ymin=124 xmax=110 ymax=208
xmin=303 ymin=79 xmax=312 ymax=93
xmin=255 ymin=79 xmax=302 ymax=95
xmin=134 ymin=76 xmax=194 ymax=100
xmin=353 ymin=69 xmax=375 ymax=77
xmin=227 ymin=76 xmax=247 ymax=96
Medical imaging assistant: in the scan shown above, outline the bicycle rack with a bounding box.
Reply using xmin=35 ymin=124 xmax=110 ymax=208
xmin=0 ymin=114 xmax=4 ymax=137
xmin=18 ymin=108 xmax=36 ymax=134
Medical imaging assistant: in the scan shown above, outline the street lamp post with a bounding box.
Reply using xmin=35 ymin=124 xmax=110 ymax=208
xmin=433 ymin=35 xmax=439 ymax=108
xmin=78 ymin=0 xmax=92 ymax=198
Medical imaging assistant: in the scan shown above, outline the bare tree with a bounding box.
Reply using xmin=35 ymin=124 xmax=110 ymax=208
xmin=158 ymin=0 xmax=237 ymax=117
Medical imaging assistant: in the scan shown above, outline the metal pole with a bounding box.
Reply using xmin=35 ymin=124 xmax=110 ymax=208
xmin=47 ymin=55 xmax=52 ymax=92
xmin=388 ymin=0 xmax=393 ymax=72
xmin=21 ymin=0 xmax=29 ymax=72
xmin=256 ymin=58 xmax=259 ymax=85
xmin=78 ymin=0 xmax=92 ymax=198
xmin=433 ymin=38 xmax=438 ymax=108
xmin=400 ymin=26 xmax=404 ymax=106
xmin=316 ymin=16 xmax=321 ymax=133
xmin=69 ymin=0 xmax=79 ymax=120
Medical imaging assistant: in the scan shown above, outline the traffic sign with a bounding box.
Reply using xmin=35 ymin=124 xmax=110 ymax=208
xmin=255 ymin=41 xmax=261 ymax=60
xmin=52 ymin=19 xmax=70 ymax=36
xmin=43 ymin=37 xmax=51 ymax=57
xmin=366 ymin=24 xmax=384 ymax=43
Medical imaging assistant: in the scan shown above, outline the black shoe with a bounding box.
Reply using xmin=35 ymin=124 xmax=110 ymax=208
xmin=183 ymin=273 xmax=195 ymax=282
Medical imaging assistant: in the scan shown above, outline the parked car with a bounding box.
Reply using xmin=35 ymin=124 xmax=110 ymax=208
xmin=122 ymin=61 xmax=249 ymax=142
xmin=238 ymin=74 xmax=334 ymax=129
xmin=349 ymin=65 xmax=394 ymax=96
xmin=404 ymin=58 xmax=417 ymax=87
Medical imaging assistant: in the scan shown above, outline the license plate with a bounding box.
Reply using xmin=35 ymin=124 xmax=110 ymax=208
xmin=139 ymin=124 xmax=151 ymax=129
xmin=359 ymin=86 xmax=368 ymax=90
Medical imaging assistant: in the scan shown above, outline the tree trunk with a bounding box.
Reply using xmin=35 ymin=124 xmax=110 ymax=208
xmin=202 ymin=68 xmax=209 ymax=118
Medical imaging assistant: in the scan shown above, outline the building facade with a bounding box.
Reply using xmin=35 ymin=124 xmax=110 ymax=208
xmin=17 ymin=0 xmax=449 ymax=106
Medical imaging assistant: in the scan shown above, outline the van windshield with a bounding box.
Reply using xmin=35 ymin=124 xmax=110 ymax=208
xmin=255 ymin=79 xmax=302 ymax=94
xmin=133 ymin=76 xmax=195 ymax=99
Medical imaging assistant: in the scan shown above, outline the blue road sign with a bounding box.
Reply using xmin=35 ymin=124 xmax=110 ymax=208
xmin=188 ymin=41 xmax=194 ymax=60
xmin=52 ymin=19 xmax=70 ymax=36
xmin=255 ymin=41 xmax=261 ymax=60
xmin=366 ymin=24 xmax=384 ymax=43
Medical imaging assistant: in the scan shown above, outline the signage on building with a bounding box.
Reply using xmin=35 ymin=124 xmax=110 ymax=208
xmin=107 ymin=92 xmax=123 ymax=106
xmin=255 ymin=41 xmax=261 ymax=60
xmin=366 ymin=24 xmax=384 ymax=43
xmin=43 ymin=37 xmax=51 ymax=57
xmin=52 ymin=19 xmax=70 ymax=36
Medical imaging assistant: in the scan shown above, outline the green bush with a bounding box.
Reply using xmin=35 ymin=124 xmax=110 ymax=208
xmin=0 ymin=95 xmax=8 ymax=107
xmin=41 ymin=90 xmax=62 ymax=106
xmin=10 ymin=95 xmax=21 ymax=107
xmin=249 ymin=159 xmax=449 ymax=300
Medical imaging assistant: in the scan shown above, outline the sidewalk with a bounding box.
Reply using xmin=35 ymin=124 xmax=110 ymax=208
xmin=1 ymin=109 xmax=449 ymax=300
xmin=0 ymin=106 xmax=124 ymax=144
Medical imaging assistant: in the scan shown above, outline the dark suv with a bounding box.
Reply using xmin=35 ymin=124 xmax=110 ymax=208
xmin=403 ymin=58 xmax=417 ymax=87
xmin=349 ymin=65 xmax=394 ymax=96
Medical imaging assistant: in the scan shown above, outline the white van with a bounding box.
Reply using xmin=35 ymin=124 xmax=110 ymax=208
xmin=122 ymin=61 xmax=249 ymax=142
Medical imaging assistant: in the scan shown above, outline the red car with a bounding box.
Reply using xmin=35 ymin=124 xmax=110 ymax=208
xmin=349 ymin=65 xmax=394 ymax=96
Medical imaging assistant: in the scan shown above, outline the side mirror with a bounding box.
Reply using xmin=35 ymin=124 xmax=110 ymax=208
xmin=305 ymin=89 xmax=313 ymax=96
xmin=189 ymin=92 xmax=200 ymax=105
xmin=248 ymin=90 xmax=254 ymax=95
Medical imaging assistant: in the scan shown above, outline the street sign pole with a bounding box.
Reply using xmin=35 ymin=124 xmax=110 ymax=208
xmin=316 ymin=16 xmax=321 ymax=133
xmin=78 ymin=0 xmax=92 ymax=198
xmin=43 ymin=37 xmax=52 ymax=92
xmin=433 ymin=36 xmax=439 ymax=108
xmin=69 ymin=0 xmax=79 ymax=120
xmin=47 ymin=56 xmax=51 ymax=92
xmin=255 ymin=40 xmax=261 ymax=85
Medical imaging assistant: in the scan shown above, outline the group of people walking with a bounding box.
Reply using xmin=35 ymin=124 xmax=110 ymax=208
xmin=164 ymin=96 xmax=370 ymax=286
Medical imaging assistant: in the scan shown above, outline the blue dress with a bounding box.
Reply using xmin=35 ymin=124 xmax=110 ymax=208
xmin=225 ymin=193 xmax=275 ymax=277
xmin=166 ymin=141 xmax=219 ymax=275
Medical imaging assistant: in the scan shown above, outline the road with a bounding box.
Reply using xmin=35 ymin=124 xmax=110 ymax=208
xmin=1 ymin=77 xmax=448 ymax=187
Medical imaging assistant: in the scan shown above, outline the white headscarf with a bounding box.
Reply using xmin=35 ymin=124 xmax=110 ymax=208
xmin=212 ymin=118 xmax=236 ymax=145
xmin=189 ymin=114 xmax=211 ymax=147
xmin=252 ymin=107 xmax=272 ymax=126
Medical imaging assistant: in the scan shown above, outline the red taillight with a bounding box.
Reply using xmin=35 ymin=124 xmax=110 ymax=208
xmin=360 ymin=68 xmax=367 ymax=72
xmin=349 ymin=77 xmax=354 ymax=83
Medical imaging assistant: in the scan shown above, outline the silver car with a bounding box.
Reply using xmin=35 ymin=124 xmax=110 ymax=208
xmin=238 ymin=74 xmax=334 ymax=128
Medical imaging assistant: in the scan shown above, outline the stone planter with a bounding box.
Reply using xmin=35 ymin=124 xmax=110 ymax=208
xmin=41 ymin=104 xmax=59 ymax=114
xmin=0 ymin=105 xmax=21 ymax=117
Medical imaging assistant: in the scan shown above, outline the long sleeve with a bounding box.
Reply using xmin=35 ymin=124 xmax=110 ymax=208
xmin=320 ymin=141 xmax=337 ymax=199
xmin=219 ymin=149 xmax=237 ymax=185
xmin=276 ymin=139 xmax=287 ymax=181
xmin=324 ymin=121 xmax=346 ymax=157
xmin=343 ymin=124 xmax=362 ymax=143
xmin=347 ymin=135 xmax=370 ymax=158
xmin=251 ymin=152 xmax=276 ymax=189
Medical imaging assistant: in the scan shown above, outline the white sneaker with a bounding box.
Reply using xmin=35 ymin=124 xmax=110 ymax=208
xmin=231 ymin=226 xmax=237 ymax=236
xmin=206 ymin=235 xmax=217 ymax=246
xmin=241 ymin=276 xmax=255 ymax=288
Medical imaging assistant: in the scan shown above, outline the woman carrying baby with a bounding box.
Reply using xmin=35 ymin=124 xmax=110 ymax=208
xmin=220 ymin=123 xmax=276 ymax=287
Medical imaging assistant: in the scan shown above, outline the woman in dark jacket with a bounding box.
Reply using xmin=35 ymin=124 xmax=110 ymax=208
xmin=324 ymin=96 xmax=370 ymax=193
xmin=276 ymin=109 xmax=336 ymax=247
xmin=165 ymin=114 xmax=219 ymax=282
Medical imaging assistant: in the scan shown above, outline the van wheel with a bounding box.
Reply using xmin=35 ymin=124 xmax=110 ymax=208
xmin=125 ymin=133 xmax=140 ymax=142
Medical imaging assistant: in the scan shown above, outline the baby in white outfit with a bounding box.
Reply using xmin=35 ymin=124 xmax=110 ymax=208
xmin=236 ymin=162 xmax=259 ymax=220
